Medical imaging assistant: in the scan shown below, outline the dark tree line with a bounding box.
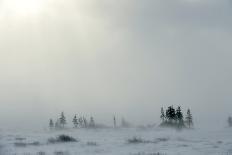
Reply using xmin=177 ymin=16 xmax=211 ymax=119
xmin=49 ymin=112 xmax=95 ymax=129
xmin=160 ymin=106 xmax=193 ymax=129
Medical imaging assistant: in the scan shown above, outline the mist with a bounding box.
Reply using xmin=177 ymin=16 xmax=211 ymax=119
xmin=0 ymin=0 xmax=232 ymax=130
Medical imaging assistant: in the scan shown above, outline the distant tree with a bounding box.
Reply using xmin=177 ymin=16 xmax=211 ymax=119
xmin=72 ymin=115 xmax=78 ymax=128
xmin=160 ymin=107 xmax=166 ymax=123
xmin=55 ymin=119 xmax=60 ymax=129
xmin=185 ymin=109 xmax=193 ymax=128
xmin=89 ymin=117 xmax=95 ymax=128
xmin=228 ymin=116 xmax=232 ymax=127
xmin=113 ymin=116 xmax=116 ymax=128
xmin=176 ymin=106 xmax=184 ymax=128
xmin=59 ymin=112 xmax=66 ymax=128
xmin=166 ymin=106 xmax=176 ymax=122
xmin=49 ymin=119 xmax=54 ymax=129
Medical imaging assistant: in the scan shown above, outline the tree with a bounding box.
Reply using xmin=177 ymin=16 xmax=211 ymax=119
xmin=55 ymin=119 xmax=60 ymax=129
xmin=185 ymin=109 xmax=193 ymax=128
xmin=176 ymin=106 xmax=184 ymax=128
xmin=113 ymin=116 xmax=116 ymax=128
xmin=89 ymin=117 xmax=95 ymax=128
xmin=59 ymin=112 xmax=66 ymax=128
xmin=166 ymin=106 xmax=176 ymax=122
xmin=72 ymin=115 xmax=78 ymax=128
xmin=228 ymin=116 xmax=232 ymax=127
xmin=160 ymin=107 xmax=166 ymax=123
xmin=49 ymin=119 xmax=54 ymax=129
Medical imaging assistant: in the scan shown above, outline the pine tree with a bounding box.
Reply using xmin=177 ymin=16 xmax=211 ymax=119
xmin=160 ymin=107 xmax=166 ymax=123
xmin=49 ymin=119 xmax=54 ymax=129
xmin=59 ymin=112 xmax=66 ymax=128
xmin=176 ymin=106 xmax=183 ymax=121
xmin=185 ymin=109 xmax=193 ymax=128
xmin=166 ymin=106 xmax=176 ymax=123
xmin=228 ymin=116 xmax=232 ymax=127
xmin=55 ymin=119 xmax=60 ymax=129
xmin=89 ymin=117 xmax=95 ymax=128
xmin=113 ymin=116 xmax=116 ymax=128
xmin=176 ymin=106 xmax=184 ymax=128
xmin=72 ymin=115 xmax=78 ymax=128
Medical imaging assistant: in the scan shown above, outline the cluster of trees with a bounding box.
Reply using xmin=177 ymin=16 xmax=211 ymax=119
xmin=49 ymin=112 xmax=133 ymax=130
xmin=49 ymin=108 xmax=195 ymax=130
xmin=49 ymin=112 xmax=95 ymax=129
xmin=160 ymin=106 xmax=193 ymax=129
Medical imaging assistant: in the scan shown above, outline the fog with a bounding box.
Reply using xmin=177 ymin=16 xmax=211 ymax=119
xmin=0 ymin=0 xmax=232 ymax=129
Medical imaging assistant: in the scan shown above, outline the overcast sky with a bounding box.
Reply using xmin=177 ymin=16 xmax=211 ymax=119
xmin=0 ymin=0 xmax=232 ymax=129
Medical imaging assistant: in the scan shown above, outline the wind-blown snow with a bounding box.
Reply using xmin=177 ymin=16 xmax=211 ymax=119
xmin=1 ymin=127 xmax=232 ymax=155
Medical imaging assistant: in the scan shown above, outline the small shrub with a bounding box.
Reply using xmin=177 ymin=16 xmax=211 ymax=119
xmin=127 ymin=137 xmax=144 ymax=144
xmin=48 ymin=135 xmax=77 ymax=143
xmin=14 ymin=141 xmax=40 ymax=147
xmin=29 ymin=141 xmax=40 ymax=146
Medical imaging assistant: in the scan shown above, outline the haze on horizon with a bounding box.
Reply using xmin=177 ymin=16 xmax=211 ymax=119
xmin=0 ymin=0 xmax=232 ymax=130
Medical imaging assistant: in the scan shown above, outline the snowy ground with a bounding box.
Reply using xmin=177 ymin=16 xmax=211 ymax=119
xmin=0 ymin=127 xmax=232 ymax=155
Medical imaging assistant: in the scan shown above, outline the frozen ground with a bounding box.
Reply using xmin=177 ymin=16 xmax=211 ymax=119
xmin=0 ymin=127 xmax=232 ymax=155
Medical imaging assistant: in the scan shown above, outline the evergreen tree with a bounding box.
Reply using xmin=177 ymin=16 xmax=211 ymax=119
xmin=55 ymin=119 xmax=60 ymax=129
xmin=176 ymin=106 xmax=183 ymax=121
xmin=72 ymin=115 xmax=78 ymax=128
xmin=113 ymin=116 xmax=116 ymax=128
xmin=59 ymin=112 xmax=66 ymax=128
xmin=185 ymin=109 xmax=193 ymax=128
xmin=166 ymin=106 xmax=176 ymax=122
xmin=176 ymin=106 xmax=184 ymax=128
xmin=89 ymin=117 xmax=95 ymax=128
xmin=49 ymin=119 xmax=54 ymax=129
xmin=228 ymin=116 xmax=232 ymax=127
xmin=160 ymin=107 xmax=166 ymax=122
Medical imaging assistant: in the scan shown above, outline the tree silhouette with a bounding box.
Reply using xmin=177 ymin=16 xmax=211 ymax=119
xmin=59 ymin=112 xmax=66 ymax=128
xmin=185 ymin=109 xmax=193 ymax=128
xmin=166 ymin=106 xmax=176 ymax=122
xmin=176 ymin=106 xmax=184 ymax=128
xmin=55 ymin=119 xmax=60 ymax=129
xmin=49 ymin=119 xmax=54 ymax=129
xmin=72 ymin=115 xmax=78 ymax=128
xmin=160 ymin=107 xmax=166 ymax=123
xmin=113 ymin=116 xmax=116 ymax=128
